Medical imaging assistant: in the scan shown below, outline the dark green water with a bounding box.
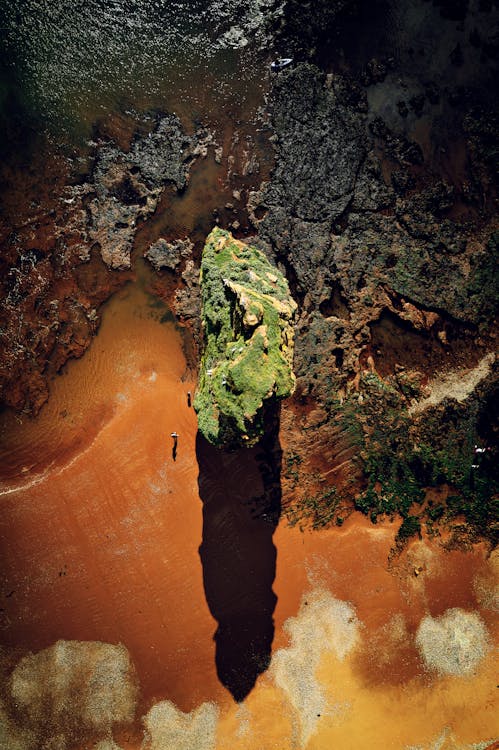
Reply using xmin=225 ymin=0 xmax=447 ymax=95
xmin=0 ymin=0 xmax=276 ymax=143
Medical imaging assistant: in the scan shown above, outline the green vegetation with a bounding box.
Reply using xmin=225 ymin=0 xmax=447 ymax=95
xmin=194 ymin=228 xmax=297 ymax=446
xmin=282 ymin=363 xmax=497 ymax=547
xmin=396 ymin=515 xmax=421 ymax=542
xmin=464 ymin=231 xmax=499 ymax=324
xmin=280 ymin=370 xmax=496 ymax=546
xmin=349 ymin=377 xmax=498 ymax=544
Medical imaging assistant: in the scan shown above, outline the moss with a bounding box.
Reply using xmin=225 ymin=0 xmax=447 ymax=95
xmin=345 ymin=377 xmax=498 ymax=546
xmin=464 ymin=230 xmax=499 ymax=324
xmin=194 ymin=228 xmax=297 ymax=446
xmin=396 ymin=515 xmax=421 ymax=541
xmin=283 ymin=378 xmax=497 ymax=544
xmin=427 ymin=502 xmax=445 ymax=522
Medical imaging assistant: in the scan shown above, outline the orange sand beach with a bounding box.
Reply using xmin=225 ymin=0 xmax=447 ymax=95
xmin=0 ymin=280 xmax=497 ymax=750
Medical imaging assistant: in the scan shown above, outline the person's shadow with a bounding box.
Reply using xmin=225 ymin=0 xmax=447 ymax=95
xmin=196 ymin=403 xmax=282 ymax=702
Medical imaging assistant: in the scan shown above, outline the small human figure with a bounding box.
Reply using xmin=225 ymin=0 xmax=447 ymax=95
xmin=470 ymin=444 xmax=490 ymax=487
xmin=187 ymin=391 xmax=192 ymax=408
xmin=472 ymin=444 xmax=488 ymax=467
xmin=171 ymin=432 xmax=179 ymax=461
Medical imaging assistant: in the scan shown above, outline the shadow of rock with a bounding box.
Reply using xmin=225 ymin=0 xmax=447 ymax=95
xmin=197 ymin=402 xmax=282 ymax=702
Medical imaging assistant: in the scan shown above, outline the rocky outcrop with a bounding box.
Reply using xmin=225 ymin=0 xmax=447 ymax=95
xmin=63 ymin=115 xmax=205 ymax=271
xmin=0 ymin=114 xmax=207 ymax=413
xmin=1 ymin=2 xmax=497 ymax=544
xmin=251 ymin=62 xmax=498 ymax=541
xmin=145 ymin=238 xmax=194 ymax=272
xmin=195 ymin=228 xmax=296 ymax=446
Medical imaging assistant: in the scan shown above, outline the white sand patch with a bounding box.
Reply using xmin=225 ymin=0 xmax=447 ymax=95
xmin=415 ymin=608 xmax=491 ymax=676
xmin=473 ymin=549 xmax=499 ymax=612
xmin=271 ymin=588 xmax=360 ymax=747
xmin=10 ymin=640 xmax=137 ymax=748
xmin=409 ymin=353 xmax=495 ymax=415
xmin=141 ymin=700 xmax=219 ymax=750
xmin=93 ymin=740 xmax=124 ymax=750
xmin=406 ymin=726 xmax=498 ymax=749
xmin=234 ymin=703 xmax=251 ymax=738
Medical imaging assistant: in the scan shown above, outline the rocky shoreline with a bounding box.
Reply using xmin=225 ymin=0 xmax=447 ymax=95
xmin=1 ymin=0 xmax=497 ymax=547
xmin=250 ymin=61 xmax=498 ymax=546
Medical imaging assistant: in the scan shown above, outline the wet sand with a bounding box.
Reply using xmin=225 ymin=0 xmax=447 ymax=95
xmin=0 ymin=279 xmax=497 ymax=749
xmin=0 ymin=281 xmax=226 ymax=714
xmin=210 ymin=520 xmax=498 ymax=749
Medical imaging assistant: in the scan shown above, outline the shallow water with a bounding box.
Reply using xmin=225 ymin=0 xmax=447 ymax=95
xmin=0 ymin=0 xmax=271 ymax=140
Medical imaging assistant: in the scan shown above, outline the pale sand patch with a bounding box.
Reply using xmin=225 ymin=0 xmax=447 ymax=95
xmin=359 ymin=612 xmax=410 ymax=669
xmin=0 ymin=698 xmax=35 ymax=750
xmin=409 ymin=352 xmax=495 ymax=415
xmin=93 ymin=740 xmax=124 ymax=750
xmin=473 ymin=549 xmax=499 ymax=612
xmin=141 ymin=700 xmax=219 ymax=750
xmin=415 ymin=608 xmax=491 ymax=676
xmin=10 ymin=640 xmax=137 ymax=748
xmin=234 ymin=703 xmax=252 ymax=739
xmin=270 ymin=588 xmax=359 ymax=747
xmin=406 ymin=726 xmax=497 ymax=749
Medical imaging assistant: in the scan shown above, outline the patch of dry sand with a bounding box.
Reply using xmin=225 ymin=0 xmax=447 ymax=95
xmin=270 ymin=589 xmax=359 ymax=746
xmin=415 ymin=608 xmax=491 ymax=676
xmin=409 ymin=352 xmax=495 ymax=415
xmin=141 ymin=700 xmax=219 ymax=750
xmin=10 ymin=640 xmax=137 ymax=748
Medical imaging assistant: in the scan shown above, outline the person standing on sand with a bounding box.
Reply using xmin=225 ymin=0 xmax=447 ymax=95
xmin=171 ymin=432 xmax=179 ymax=461
xmin=187 ymin=391 xmax=192 ymax=407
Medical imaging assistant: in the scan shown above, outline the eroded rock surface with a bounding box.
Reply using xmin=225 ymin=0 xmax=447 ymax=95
xmin=251 ymin=62 xmax=498 ymax=542
xmin=64 ymin=115 xmax=204 ymax=271
xmin=0 ymin=0 xmax=497 ymax=542
xmin=145 ymin=238 xmax=194 ymax=272
xmin=0 ymin=114 xmax=207 ymax=413
xmin=195 ymin=228 xmax=296 ymax=446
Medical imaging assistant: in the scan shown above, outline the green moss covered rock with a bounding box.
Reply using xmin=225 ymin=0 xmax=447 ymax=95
xmin=195 ymin=228 xmax=297 ymax=446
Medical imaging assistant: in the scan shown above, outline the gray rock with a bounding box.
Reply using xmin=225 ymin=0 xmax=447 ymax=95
xmin=145 ymin=238 xmax=194 ymax=271
xmin=63 ymin=115 xmax=208 ymax=270
xmin=257 ymin=64 xmax=367 ymax=226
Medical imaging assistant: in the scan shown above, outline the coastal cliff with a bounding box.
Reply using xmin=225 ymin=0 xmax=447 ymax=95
xmin=0 ymin=1 xmax=498 ymax=747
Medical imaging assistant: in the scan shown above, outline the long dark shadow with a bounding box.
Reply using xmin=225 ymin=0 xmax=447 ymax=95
xmin=196 ymin=403 xmax=282 ymax=702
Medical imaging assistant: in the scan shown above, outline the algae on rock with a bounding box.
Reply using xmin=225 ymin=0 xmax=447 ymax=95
xmin=195 ymin=228 xmax=297 ymax=446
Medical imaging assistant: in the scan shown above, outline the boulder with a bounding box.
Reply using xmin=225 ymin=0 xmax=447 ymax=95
xmin=195 ymin=228 xmax=297 ymax=446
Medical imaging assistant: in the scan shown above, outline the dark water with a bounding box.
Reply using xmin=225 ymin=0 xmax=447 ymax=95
xmin=0 ymin=0 xmax=274 ymax=140
xmin=197 ymin=405 xmax=282 ymax=702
